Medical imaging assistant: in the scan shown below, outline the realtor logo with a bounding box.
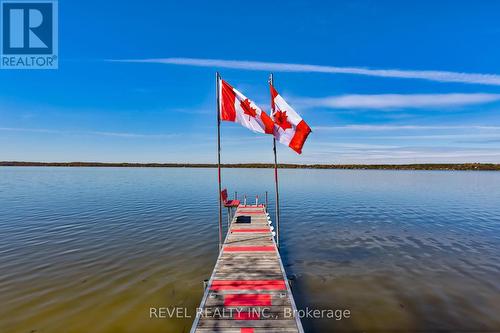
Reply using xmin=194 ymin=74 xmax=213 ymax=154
xmin=1 ymin=0 xmax=58 ymax=69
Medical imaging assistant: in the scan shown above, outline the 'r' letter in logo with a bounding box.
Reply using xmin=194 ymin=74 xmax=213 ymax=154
xmin=7 ymin=8 xmax=47 ymax=48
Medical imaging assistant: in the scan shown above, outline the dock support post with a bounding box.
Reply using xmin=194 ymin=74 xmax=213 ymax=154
xmin=265 ymin=191 xmax=268 ymax=212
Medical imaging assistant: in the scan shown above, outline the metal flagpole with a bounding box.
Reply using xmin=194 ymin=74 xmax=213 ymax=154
xmin=216 ymin=72 xmax=223 ymax=251
xmin=269 ymin=73 xmax=281 ymax=248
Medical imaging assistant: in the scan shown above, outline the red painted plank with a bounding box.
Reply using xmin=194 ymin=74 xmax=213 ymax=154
xmin=234 ymin=311 xmax=260 ymax=320
xmin=210 ymin=280 xmax=286 ymax=291
xmin=231 ymin=228 xmax=269 ymax=232
xmin=224 ymin=294 xmax=272 ymax=306
xmin=240 ymin=328 xmax=254 ymax=333
xmin=224 ymin=246 xmax=275 ymax=252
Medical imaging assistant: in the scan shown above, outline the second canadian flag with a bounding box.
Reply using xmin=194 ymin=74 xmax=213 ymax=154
xmin=270 ymin=84 xmax=311 ymax=155
xmin=218 ymin=76 xmax=311 ymax=154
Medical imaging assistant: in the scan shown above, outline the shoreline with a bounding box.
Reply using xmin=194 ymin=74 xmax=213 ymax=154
xmin=1 ymin=161 xmax=500 ymax=171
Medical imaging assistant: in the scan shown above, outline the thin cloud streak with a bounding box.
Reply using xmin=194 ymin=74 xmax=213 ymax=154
xmin=299 ymin=145 xmax=500 ymax=164
xmin=315 ymin=125 xmax=500 ymax=131
xmin=111 ymin=57 xmax=500 ymax=86
xmin=0 ymin=127 xmax=178 ymax=139
xmin=292 ymin=93 xmax=500 ymax=110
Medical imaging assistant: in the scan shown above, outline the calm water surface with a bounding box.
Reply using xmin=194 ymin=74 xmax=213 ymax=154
xmin=0 ymin=167 xmax=499 ymax=332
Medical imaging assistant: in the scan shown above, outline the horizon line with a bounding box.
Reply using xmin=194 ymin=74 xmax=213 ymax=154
xmin=1 ymin=161 xmax=499 ymax=170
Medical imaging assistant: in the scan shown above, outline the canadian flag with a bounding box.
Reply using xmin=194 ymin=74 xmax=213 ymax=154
xmin=219 ymin=79 xmax=275 ymax=135
xmin=270 ymin=84 xmax=311 ymax=154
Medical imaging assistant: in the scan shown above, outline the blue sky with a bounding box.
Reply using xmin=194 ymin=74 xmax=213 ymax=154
xmin=2 ymin=0 xmax=500 ymax=164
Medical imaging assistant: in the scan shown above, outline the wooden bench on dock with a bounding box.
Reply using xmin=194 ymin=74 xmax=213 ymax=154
xmin=190 ymin=204 xmax=304 ymax=333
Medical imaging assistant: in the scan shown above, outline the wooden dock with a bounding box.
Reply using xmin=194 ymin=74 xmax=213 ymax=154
xmin=190 ymin=204 xmax=304 ymax=333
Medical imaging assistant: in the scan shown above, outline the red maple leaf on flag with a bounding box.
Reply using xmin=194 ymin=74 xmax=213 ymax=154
xmin=274 ymin=110 xmax=292 ymax=130
xmin=240 ymin=99 xmax=257 ymax=119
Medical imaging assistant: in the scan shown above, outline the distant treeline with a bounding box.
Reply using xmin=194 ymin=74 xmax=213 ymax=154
xmin=1 ymin=161 xmax=500 ymax=171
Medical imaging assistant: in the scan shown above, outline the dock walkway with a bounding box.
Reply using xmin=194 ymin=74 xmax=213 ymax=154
xmin=190 ymin=204 xmax=304 ymax=333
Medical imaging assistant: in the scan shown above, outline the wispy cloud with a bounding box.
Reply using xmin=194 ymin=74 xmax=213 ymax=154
xmin=312 ymin=127 xmax=500 ymax=141
xmin=315 ymin=125 xmax=500 ymax=131
xmin=111 ymin=57 xmax=500 ymax=86
xmin=0 ymin=127 xmax=178 ymax=139
xmin=298 ymin=144 xmax=500 ymax=164
xmin=365 ymin=133 xmax=500 ymax=140
xmin=292 ymin=93 xmax=500 ymax=110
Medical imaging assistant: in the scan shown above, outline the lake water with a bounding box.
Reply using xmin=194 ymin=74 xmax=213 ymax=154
xmin=0 ymin=167 xmax=499 ymax=333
